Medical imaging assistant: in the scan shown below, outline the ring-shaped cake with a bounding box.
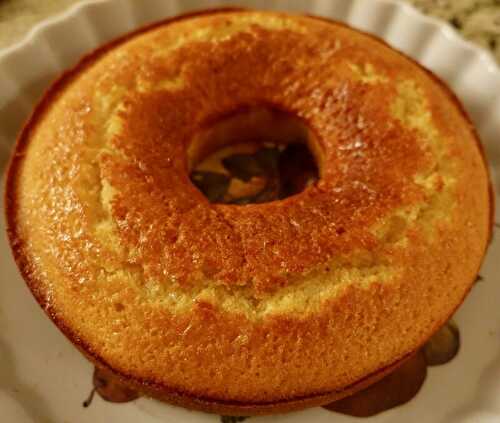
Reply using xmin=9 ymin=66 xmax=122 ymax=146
xmin=5 ymin=9 xmax=492 ymax=415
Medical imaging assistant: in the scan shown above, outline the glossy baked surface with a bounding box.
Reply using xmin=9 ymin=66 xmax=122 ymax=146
xmin=5 ymin=9 xmax=491 ymax=414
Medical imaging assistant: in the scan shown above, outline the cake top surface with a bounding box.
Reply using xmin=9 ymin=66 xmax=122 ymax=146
xmin=7 ymin=10 xmax=490 ymax=313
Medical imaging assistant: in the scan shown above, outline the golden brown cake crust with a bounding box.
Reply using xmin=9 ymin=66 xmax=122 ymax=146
xmin=4 ymin=8 xmax=493 ymax=415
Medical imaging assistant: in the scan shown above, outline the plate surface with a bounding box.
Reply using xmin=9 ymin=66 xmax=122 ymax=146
xmin=1 ymin=1 xmax=500 ymax=422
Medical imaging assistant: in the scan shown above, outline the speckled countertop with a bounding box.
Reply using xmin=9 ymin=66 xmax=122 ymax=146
xmin=0 ymin=0 xmax=499 ymax=62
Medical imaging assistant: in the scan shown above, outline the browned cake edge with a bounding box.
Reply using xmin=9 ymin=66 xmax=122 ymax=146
xmin=4 ymin=7 xmax=494 ymax=416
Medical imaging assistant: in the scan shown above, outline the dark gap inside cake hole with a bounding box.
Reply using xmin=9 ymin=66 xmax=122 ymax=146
xmin=188 ymin=106 xmax=320 ymax=204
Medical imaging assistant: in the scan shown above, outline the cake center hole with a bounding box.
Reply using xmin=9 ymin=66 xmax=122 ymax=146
xmin=188 ymin=106 xmax=320 ymax=204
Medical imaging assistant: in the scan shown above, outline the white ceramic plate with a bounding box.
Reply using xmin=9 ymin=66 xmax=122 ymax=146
xmin=1 ymin=1 xmax=500 ymax=422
